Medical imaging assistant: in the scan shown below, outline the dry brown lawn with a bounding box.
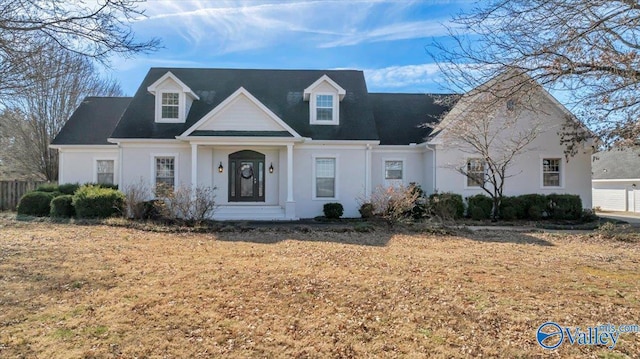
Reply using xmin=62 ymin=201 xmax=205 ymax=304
xmin=0 ymin=217 xmax=639 ymax=358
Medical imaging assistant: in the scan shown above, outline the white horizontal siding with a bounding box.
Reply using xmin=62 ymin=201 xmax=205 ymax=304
xmin=198 ymin=94 xmax=285 ymax=132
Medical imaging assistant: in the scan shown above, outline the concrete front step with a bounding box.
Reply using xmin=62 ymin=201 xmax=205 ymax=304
xmin=214 ymin=205 xmax=286 ymax=220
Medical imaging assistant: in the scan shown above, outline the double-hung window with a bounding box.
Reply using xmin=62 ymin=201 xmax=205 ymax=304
xmin=466 ymin=159 xmax=485 ymax=187
xmin=96 ymin=160 xmax=114 ymax=184
xmin=542 ymin=158 xmax=561 ymax=187
xmin=155 ymin=156 xmax=175 ymax=192
xmin=315 ymin=94 xmax=333 ymax=122
xmin=315 ymin=157 xmax=336 ymax=198
xmin=161 ymin=92 xmax=180 ymax=119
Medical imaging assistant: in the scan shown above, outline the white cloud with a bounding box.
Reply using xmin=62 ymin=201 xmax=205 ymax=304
xmin=135 ymin=1 xmax=465 ymax=54
xmin=320 ymin=19 xmax=456 ymax=48
xmin=364 ymin=64 xmax=444 ymax=90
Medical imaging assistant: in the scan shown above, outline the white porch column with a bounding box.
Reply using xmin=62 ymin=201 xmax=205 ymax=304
xmin=285 ymin=143 xmax=296 ymax=219
xmin=287 ymin=144 xmax=294 ymax=201
xmin=191 ymin=143 xmax=198 ymax=189
xmin=365 ymin=144 xmax=372 ymax=196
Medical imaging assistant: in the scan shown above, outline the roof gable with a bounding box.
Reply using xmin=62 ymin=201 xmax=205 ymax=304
xmin=428 ymin=71 xmax=584 ymax=144
xmin=181 ymin=87 xmax=301 ymax=138
xmin=147 ymin=71 xmax=199 ymax=100
xmin=303 ymin=74 xmax=346 ymax=101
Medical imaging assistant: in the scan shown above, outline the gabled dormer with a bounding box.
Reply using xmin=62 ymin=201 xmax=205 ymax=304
xmin=303 ymin=74 xmax=346 ymax=125
xmin=147 ymin=71 xmax=200 ymax=123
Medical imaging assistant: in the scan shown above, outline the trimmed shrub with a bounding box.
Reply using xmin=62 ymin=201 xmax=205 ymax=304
xmin=35 ymin=183 xmax=59 ymax=193
xmin=528 ymin=205 xmax=544 ymax=220
xmin=17 ymin=191 xmax=55 ymax=216
xmin=500 ymin=205 xmax=518 ymax=221
xmin=137 ymin=200 xmax=164 ymax=220
xmin=500 ymin=196 xmax=526 ymax=220
xmin=546 ymin=194 xmax=582 ymax=220
xmin=58 ymin=183 xmax=80 ymax=195
xmin=50 ymin=195 xmax=75 ymax=218
xmin=519 ymin=194 xmax=548 ymax=219
xmin=323 ymin=202 xmax=344 ymax=219
xmin=467 ymin=194 xmax=493 ymax=220
xmin=409 ymin=183 xmax=428 ymax=220
xmin=73 ymin=185 xmax=125 ymax=218
xmin=85 ymin=183 xmax=119 ymax=190
xmin=429 ymin=192 xmax=464 ymax=220
xmin=359 ymin=203 xmax=374 ymax=219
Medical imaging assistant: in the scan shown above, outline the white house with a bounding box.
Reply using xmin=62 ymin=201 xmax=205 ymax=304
xmin=50 ymin=68 xmax=593 ymax=220
xmin=592 ymin=148 xmax=640 ymax=212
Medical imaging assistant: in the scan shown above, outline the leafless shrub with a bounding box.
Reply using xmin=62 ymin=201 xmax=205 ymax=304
xmin=123 ymin=177 xmax=151 ymax=219
xmin=158 ymin=185 xmax=217 ymax=224
xmin=361 ymin=185 xmax=421 ymax=224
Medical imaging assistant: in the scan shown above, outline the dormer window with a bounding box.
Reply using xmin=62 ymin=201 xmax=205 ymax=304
xmin=316 ymin=94 xmax=334 ymax=122
xmin=304 ymin=74 xmax=346 ymax=126
xmin=147 ymin=71 xmax=200 ymax=124
xmin=161 ymin=92 xmax=180 ymax=119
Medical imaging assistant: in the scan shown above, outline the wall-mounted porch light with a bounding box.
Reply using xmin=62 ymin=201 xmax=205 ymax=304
xmin=218 ymin=162 xmax=224 ymax=173
xmin=269 ymin=163 xmax=274 ymax=173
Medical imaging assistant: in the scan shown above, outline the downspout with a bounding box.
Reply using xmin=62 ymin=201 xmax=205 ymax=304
xmin=425 ymin=143 xmax=436 ymax=193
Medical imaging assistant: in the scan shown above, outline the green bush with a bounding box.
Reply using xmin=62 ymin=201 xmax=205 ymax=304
xmin=429 ymin=192 xmax=464 ymax=219
xmin=359 ymin=203 xmax=375 ymax=219
xmin=137 ymin=200 xmax=165 ymax=220
xmin=500 ymin=196 xmax=526 ymax=220
xmin=17 ymin=191 xmax=55 ymax=216
xmin=35 ymin=183 xmax=59 ymax=192
xmin=323 ymin=202 xmax=344 ymax=219
xmin=58 ymin=183 xmax=80 ymax=195
xmin=519 ymin=194 xmax=548 ymax=219
xmin=50 ymin=195 xmax=75 ymax=218
xmin=528 ymin=205 xmax=544 ymax=220
xmin=546 ymin=194 xmax=582 ymax=220
xmin=466 ymin=194 xmax=493 ymax=220
xmin=84 ymin=183 xmax=119 ymax=190
xmin=500 ymin=205 xmax=518 ymax=221
xmin=73 ymin=185 xmax=125 ymax=218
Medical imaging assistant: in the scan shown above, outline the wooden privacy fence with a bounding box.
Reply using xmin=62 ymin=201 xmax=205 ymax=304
xmin=0 ymin=181 xmax=45 ymax=211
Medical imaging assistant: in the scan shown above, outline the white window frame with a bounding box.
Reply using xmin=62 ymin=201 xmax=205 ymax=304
xmin=93 ymin=157 xmax=117 ymax=184
xmin=540 ymin=156 xmax=564 ymax=189
xmin=383 ymin=158 xmax=405 ymax=186
xmin=464 ymin=158 xmax=485 ymax=189
xmin=310 ymin=92 xmax=339 ymax=125
xmin=150 ymin=153 xmax=179 ymax=191
xmin=155 ymin=91 xmax=185 ymax=123
xmin=312 ymin=154 xmax=339 ymax=200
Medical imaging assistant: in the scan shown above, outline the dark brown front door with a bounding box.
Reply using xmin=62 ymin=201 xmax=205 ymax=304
xmin=229 ymin=150 xmax=265 ymax=202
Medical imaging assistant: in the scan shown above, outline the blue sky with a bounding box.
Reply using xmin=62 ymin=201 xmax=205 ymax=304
xmin=109 ymin=0 xmax=475 ymax=96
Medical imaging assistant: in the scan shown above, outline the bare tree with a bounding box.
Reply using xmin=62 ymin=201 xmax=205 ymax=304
xmin=0 ymin=0 xmax=158 ymax=95
xmin=429 ymin=0 xmax=640 ymax=146
xmin=430 ymin=74 xmax=545 ymax=219
xmin=0 ymin=45 xmax=122 ymax=180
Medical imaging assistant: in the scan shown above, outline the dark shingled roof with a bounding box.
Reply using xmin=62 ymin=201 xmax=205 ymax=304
xmin=110 ymin=68 xmax=379 ymax=141
xmin=52 ymin=97 xmax=132 ymax=145
xmin=592 ymin=148 xmax=640 ymax=179
xmin=369 ymin=93 xmax=454 ymax=145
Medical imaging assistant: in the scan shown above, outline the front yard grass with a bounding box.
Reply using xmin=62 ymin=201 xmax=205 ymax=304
xmin=0 ymin=216 xmax=638 ymax=358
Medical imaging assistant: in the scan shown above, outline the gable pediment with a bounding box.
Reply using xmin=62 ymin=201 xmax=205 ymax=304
xmin=303 ymin=74 xmax=346 ymax=101
xmin=181 ymin=87 xmax=301 ymax=137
